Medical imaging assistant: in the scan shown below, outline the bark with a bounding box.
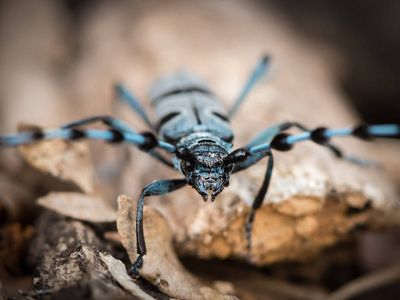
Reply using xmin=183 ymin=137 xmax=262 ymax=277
xmin=27 ymin=212 xmax=140 ymax=300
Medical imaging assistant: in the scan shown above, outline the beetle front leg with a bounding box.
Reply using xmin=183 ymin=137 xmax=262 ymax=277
xmin=128 ymin=179 xmax=187 ymax=278
xmin=245 ymin=151 xmax=274 ymax=249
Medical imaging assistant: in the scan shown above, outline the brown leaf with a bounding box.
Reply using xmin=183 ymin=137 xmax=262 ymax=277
xmin=99 ymin=253 xmax=155 ymax=300
xmin=18 ymin=124 xmax=95 ymax=194
xmin=37 ymin=192 xmax=116 ymax=223
xmin=116 ymin=194 xmax=237 ymax=300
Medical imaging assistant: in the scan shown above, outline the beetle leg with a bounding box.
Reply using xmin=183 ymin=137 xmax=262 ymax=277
xmin=128 ymin=178 xmax=187 ymax=278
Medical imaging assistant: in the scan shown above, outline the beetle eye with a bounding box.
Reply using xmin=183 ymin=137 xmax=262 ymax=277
xmin=224 ymin=149 xmax=249 ymax=164
xmin=175 ymin=145 xmax=194 ymax=161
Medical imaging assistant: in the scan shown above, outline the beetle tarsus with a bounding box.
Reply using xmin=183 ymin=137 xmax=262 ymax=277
xmin=128 ymin=255 xmax=143 ymax=279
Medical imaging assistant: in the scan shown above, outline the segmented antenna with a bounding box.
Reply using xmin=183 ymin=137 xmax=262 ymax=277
xmin=0 ymin=127 xmax=176 ymax=153
xmin=248 ymin=124 xmax=400 ymax=155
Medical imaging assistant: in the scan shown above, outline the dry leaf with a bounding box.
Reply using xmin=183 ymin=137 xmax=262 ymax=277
xmin=37 ymin=192 xmax=116 ymax=223
xmin=18 ymin=124 xmax=95 ymax=194
xmin=116 ymin=194 xmax=237 ymax=300
xmin=100 ymin=252 xmax=155 ymax=300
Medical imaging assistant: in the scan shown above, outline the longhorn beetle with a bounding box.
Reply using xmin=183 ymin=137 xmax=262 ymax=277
xmin=0 ymin=56 xmax=399 ymax=278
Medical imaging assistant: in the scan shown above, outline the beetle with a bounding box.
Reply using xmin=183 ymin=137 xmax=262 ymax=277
xmin=0 ymin=56 xmax=399 ymax=278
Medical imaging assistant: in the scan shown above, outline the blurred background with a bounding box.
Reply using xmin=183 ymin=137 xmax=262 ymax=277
xmin=0 ymin=0 xmax=399 ymax=131
xmin=269 ymin=0 xmax=400 ymax=124
xmin=0 ymin=0 xmax=400 ymax=132
xmin=0 ymin=0 xmax=399 ymax=299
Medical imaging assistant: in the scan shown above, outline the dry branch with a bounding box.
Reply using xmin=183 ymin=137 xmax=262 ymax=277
xmin=27 ymin=212 xmax=133 ymax=300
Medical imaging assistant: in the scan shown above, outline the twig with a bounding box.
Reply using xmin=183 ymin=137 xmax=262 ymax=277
xmin=327 ymin=261 xmax=400 ymax=300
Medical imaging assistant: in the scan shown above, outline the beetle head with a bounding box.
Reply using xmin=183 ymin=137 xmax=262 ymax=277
xmin=176 ymin=144 xmax=233 ymax=201
xmin=176 ymin=144 xmax=247 ymax=201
